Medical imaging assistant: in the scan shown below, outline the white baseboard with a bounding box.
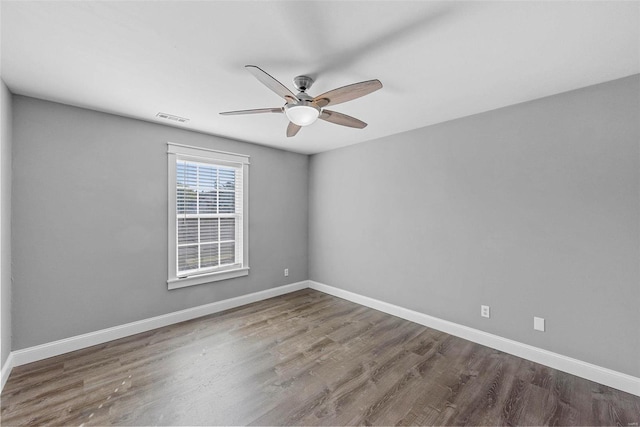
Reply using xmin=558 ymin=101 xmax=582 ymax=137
xmin=3 ymin=279 xmax=638 ymax=398
xmin=308 ymin=280 xmax=640 ymax=397
xmin=6 ymin=281 xmax=309 ymax=376
xmin=1 ymin=351 xmax=14 ymax=391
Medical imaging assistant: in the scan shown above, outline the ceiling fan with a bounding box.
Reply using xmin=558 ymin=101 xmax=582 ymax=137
xmin=220 ymin=65 xmax=382 ymax=137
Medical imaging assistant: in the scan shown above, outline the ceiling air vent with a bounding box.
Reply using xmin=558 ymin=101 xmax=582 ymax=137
xmin=156 ymin=112 xmax=190 ymax=123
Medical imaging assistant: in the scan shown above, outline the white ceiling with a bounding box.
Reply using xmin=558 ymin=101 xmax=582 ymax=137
xmin=1 ymin=1 xmax=638 ymax=155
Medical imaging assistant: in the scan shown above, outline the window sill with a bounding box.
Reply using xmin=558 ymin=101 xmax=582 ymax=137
xmin=168 ymin=267 xmax=249 ymax=290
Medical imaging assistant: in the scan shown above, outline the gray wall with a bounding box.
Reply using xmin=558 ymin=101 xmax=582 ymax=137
xmin=309 ymin=75 xmax=640 ymax=377
xmin=0 ymin=79 xmax=12 ymax=366
xmin=12 ymin=96 xmax=308 ymax=350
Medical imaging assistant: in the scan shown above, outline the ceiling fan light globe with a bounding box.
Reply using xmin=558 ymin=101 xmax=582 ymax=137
xmin=285 ymin=104 xmax=320 ymax=127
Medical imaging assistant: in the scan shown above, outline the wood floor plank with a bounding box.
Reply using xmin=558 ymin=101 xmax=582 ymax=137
xmin=1 ymin=289 xmax=638 ymax=426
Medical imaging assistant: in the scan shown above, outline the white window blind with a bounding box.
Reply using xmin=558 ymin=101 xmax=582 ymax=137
xmin=168 ymin=143 xmax=249 ymax=289
xmin=176 ymin=160 xmax=244 ymax=275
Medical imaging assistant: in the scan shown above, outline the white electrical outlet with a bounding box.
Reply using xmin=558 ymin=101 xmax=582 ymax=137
xmin=481 ymin=305 xmax=490 ymax=318
xmin=534 ymin=317 xmax=545 ymax=331
xmin=284 ymin=268 xmax=289 ymax=277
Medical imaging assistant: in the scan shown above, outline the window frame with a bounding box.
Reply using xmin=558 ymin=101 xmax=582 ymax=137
xmin=167 ymin=142 xmax=249 ymax=290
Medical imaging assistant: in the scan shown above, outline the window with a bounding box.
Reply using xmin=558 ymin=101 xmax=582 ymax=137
xmin=167 ymin=143 xmax=249 ymax=289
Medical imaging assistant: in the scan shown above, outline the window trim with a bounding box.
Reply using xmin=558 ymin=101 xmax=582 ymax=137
xmin=167 ymin=142 xmax=249 ymax=290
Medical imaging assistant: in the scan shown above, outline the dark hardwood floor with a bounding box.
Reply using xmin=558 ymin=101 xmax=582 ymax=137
xmin=1 ymin=289 xmax=638 ymax=426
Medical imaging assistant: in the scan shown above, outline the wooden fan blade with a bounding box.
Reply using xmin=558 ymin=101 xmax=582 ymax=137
xmin=287 ymin=122 xmax=301 ymax=137
xmin=314 ymin=98 xmax=330 ymax=108
xmin=245 ymin=65 xmax=298 ymax=101
xmin=319 ymin=110 xmax=367 ymax=129
xmin=220 ymin=107 xmax=283 ymax=115
xmin=313 ymin=79 xmax=382 ymax=107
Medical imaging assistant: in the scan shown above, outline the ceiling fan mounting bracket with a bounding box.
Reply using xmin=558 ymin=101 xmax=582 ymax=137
xmin=293 ymin=75 xmax=314 ymax=92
